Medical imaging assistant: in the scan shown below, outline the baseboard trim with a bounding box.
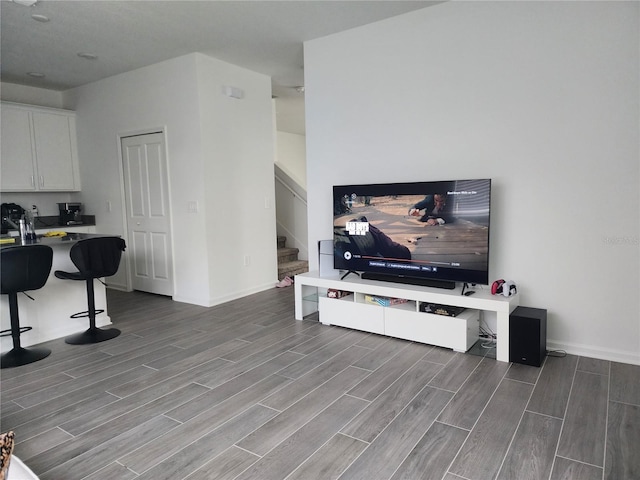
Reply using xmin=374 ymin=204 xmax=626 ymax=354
xmin=173 ymin=281 xmax=279 ymax=308
xmin=547 ymin=340 xmax=640 ymax=366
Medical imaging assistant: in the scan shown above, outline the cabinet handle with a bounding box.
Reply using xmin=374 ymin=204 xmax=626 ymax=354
xmin=31 ymin=175 xmax=35 ymax=187
xmin=39 ymin=175 xmax=44 ymax=188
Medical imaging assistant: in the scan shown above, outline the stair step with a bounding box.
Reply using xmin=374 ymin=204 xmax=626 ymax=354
xmin=278 ymin=260 xmax=309 ymax=280
xmin=277 ymin=247 xmax=299 ymax=264
xmin=276 ymin=236 xmax=306 ymax=280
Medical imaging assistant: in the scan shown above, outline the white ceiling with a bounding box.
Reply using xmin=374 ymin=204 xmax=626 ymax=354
xmin=0 ymin=0 xmax=439 ymax=135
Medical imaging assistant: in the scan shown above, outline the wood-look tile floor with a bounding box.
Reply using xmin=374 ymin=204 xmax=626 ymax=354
xmin=1 ymin=287 xmax=638 ymax=480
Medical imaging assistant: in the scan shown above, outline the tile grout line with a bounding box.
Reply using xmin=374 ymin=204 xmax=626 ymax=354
xmin=443 ymin=358 xmax=510 ymax=479
xmin=601 ymin=361 xmax=611 ymax=480
xmin=486 ymin=366 xmax=529 ymax=480
xmin=547 ymin=354 xmax=580 ymax=480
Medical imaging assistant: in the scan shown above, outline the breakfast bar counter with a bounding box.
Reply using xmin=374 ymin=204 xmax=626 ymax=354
xmin=1 ymin=233 xmax=116 ymax=351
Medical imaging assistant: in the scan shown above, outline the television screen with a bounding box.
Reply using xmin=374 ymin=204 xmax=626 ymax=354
xmin=333 ymin=179 xmax=491 ymax=288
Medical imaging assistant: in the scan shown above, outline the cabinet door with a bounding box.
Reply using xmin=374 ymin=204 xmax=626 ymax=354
xmin=0 ymin=106 xmax=37 ymax=191
xmin=385 ymin=308 xmax=479 ymax=352
xmin=32 ymin=111 xmax=77 ymax=190
xmin=319 ymin=297 xmax=385 ymax=334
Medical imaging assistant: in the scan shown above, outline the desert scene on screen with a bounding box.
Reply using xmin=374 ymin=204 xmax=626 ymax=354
xmin=334 ymin=194 xmax=489 ymax=272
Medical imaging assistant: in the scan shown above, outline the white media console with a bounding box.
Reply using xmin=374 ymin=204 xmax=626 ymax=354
xmin=294 ymin=271 xmax=520 ymax=363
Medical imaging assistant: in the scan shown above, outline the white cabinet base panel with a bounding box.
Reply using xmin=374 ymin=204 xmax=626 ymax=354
xmin=319 ymin=296 xmax=385 ymax=335
xmin=386 ymin=307 xmax=479 ymax=353
xmin=295 ymin=271 xmax=519 ymax=362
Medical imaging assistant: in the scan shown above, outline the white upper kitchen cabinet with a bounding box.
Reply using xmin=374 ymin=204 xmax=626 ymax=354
xmin=1 ymin=102 xmax=81 ymax=192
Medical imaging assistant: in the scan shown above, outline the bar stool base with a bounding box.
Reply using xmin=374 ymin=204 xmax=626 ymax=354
xmin=65 ymin=327 xmax=121 ymax=345
xmin=1 ymin=346 xmax=51 ymax=369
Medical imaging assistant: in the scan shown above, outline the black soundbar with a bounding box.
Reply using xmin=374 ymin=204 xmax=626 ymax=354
xmin=360 ymin=272 xmax=456 ymax=290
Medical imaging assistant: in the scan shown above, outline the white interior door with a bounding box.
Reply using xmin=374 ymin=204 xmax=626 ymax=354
xmin=121 ymin=132 xmax=174 ymax=296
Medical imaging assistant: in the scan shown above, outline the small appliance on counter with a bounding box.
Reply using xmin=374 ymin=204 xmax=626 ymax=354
xmin=1 ymin=203 xmax=26 ymax=234
xmin=58 ymin=202 xmax=83 ymax=226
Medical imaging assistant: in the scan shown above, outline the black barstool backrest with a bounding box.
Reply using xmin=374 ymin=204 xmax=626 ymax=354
xmin=1 ymin=245 xmax=53 ymax=294
xmin=69 ymin=237 xmax=126 ymax=279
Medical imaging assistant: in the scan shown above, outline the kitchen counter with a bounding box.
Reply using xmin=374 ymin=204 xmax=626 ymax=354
xmin=2 ymin=215 xmax=96 ymax=236
xmin=0 ymin=233 xmax=118 ymax=352
xmin=34 ymin=214 xmax=96 ymax=229
xmin=1 ymin=232 xmax=106 ymax=248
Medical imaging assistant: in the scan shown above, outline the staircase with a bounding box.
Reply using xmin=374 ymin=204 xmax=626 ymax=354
xmin=277 ymin=236 xmax=308 ymax=281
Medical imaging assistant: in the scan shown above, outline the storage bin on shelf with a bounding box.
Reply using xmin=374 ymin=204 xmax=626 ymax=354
xmin=418 ymin=302 xmax=466 ymax=317
xmin=327 ymin=288 xmax=352 ymax=299
xmin=363 ymin=295 xmax=407 ymax=307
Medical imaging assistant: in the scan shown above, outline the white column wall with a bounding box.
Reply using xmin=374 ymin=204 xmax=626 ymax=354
xmin=195 ymin=54 xmax=278 ymax=304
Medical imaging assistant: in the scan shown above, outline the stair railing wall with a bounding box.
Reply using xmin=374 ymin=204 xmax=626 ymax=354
xmin=274 ymin=165 xmax=308 ymax=261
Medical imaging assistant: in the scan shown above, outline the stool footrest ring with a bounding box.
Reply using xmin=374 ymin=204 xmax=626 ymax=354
xmin=0 ymin=326 xmax=33 ymax=337
xmin=70 ymin=309 xmax=105 ymax=319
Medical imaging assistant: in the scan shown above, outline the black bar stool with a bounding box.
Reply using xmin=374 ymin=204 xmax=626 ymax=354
xmin=54 ymin=236 xmax=126 ymax=344
xmin=1 ymin=245 xmax=54 ymax=369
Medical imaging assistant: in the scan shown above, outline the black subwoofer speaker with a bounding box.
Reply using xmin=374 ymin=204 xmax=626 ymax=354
xmin=509 ymin=306 xmax=547 ymax=367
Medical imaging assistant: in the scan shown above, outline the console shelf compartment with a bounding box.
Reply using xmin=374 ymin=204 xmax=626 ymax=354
xmin=295 ymin=271 xmax=519 ymax=362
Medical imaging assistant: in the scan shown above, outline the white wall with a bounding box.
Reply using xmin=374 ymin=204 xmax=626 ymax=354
xmin=276 ymin=131 xmax=307 ymax=189
xmin=304 ymin=2 xmax=639 ymax=364
xmin=64 ymin=53 xmax=276 ymax=305
xmin=195 ymin=54 xmax=278 ymax=304
xmin=1 ymin=83 xmax=64 ymax=109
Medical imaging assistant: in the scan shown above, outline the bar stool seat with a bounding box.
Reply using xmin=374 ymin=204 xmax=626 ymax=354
xmin=1 ymin=245 xmax=54 ymax=369
xmin=54 ymin=236 xmax=126 ymax=345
